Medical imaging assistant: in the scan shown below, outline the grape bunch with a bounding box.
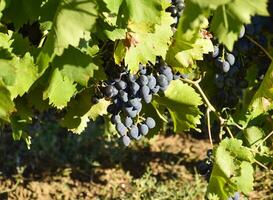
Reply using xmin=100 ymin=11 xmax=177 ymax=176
xmin=101 ymin=61 xmax=179 ymax=146
xmin=209 ymin=26 xmax=249 ymax=108
xmin=166 ymin=0 xmax=185 ymax=27
xmin=227 ymin=192 xmax=240 ymax=200
xmin=197 ymin=149 xmax=213 ymax=181
xmin=235 ymin=15 xmax=273 ymax=81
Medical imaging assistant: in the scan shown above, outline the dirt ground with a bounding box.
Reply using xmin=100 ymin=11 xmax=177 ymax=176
xmin=0 ymin=128 xmax=272 ymax=200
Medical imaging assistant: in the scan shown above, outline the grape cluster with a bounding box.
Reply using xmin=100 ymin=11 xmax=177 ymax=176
xmin=227 ymin=192 xmax=240 ymax=200
xmin=102 ymin=61 xmax=179 ymax=146
xmin=166 ymin=0 xmax=185 ymax=27
xmin=209 ymin=26 xmax=249 ymax=108
xmin=235 ymin=15 xmax=273 ymax=81
xmin=197 ymin=149 xmax=213 ymax=181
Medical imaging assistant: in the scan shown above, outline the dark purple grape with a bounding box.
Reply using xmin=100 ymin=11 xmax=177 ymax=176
xmin=143 ymin=94 xmax=152 ymax=103
xmin=122 ymin=135 xmax=131 ymax=146
xmin=116 ymin=122 xmax=127 ymax=136
xmin=130 ymin=82 xmax=140 ymax=95
xmin=125 ymin=107 xmax=138 ymax=118
xmin=212 ymin=45 xmax=219 ymax=58
xmin=226 ymin=53 xmax=235 ymax=66
xmin=116 ymin=80 xmax=127 ymax=90
xmin=138 ymin=75 xmax=148 ymax=86
xmin=119 ymin=90 xmax=128 ymax=102
xmin=157 ymin=74 xmax=168 ymax=87
xmin=111 ymin=114 xmax=121 ymax=124
xmin=147 ymin=75 xmax=156 ymax=89
xmin=160 ymin=66 xmax=173 ymax=81
xmin=239 ymin=26 xmax=245 ymax=38
xmin=176 ymin=2 xmax=185 ymax=11
xmin=104 ymin=85 xmax=118 ymax=97
xmin=141 ymin=85 xmax=150 ymax=97
xmin=129 ymin=125 xmax=139 ymax=139
xmin=146 ymin=117 xmax=155 ymax=129
xmin=222 ymin=61 xmax=230 ymax=73
xmin=139 ymin=124 xmax=149 ymax=135
xmin=151 ymin=85 xmax=160 ymax=94
xmin=125 ymin=116 xmax=133 ymax=127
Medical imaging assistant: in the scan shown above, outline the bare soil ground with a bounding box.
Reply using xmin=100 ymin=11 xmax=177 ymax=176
xmin=0 ymin=130 xmax=272 ymax=200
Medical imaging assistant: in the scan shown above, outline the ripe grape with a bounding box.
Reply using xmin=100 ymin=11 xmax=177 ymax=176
xmin=226 ymin=53 xmax=235 ymax=66
xmin=111 ymin=114 xmax=121 ymax=124
xmin=130 ymin=82 xmax=140 ymax=95
xmin=141 ymin=85 xmax=150 ymax=97
xmin=104 ymin=85 xmax=118 ymax=97
xmin=119 ymin=90 xmax=128 ymax=102
xmin=138 ymin=75 xmax=148 ymax=86
xmin=139 ymin=124 xmax=149 ymax=135
xmin=116 ymin=122 xmax=127 ymax=136
xmin=143 ymin=94 xmax=152 ymax=103
xmin=157 ymin=74 xmax=168 ymax=87
xmin=125 ymin=116 xmax=133 ymax=127
xmin=239 ymin=25 xmax=245 ymax=38
xmin=222 ymin=61 xmax=230 ymax=73
xmin=122 ymin=135 xmax=131 ymax=146
xmin=146 ymin=117 xmax=156 ymax=129
xmin=116 ymin=80 xmax=127 ymax=90
xmin=212 ymin=45 xmax=219 ymax=58
xmin=147 ymin=75 xmax=156 ymax=89
xmin=129 ymin=125 xmax=139 ymax=139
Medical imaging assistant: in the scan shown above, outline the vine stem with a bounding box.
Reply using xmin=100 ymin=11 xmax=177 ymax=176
xmin=206 ymin=108 xmax=213 ymax=148
xmin=245 ymin=35 xmax=273 ymax=61
xmin=261 ymin=130 xmax=273 ymax=144
xmin=225 ymin=126 xmax=234 ymax=138
xmin=255 ymin=159 xmax=268 ymax=170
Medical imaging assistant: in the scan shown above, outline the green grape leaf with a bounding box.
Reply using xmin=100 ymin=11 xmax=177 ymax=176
xmin=207 ymin=138 xmax=254 ymax=199
xmin=114 ymin=11 xmax=173 ymax=72
xmin=0 ymin=52 xmax=38 ymax=99
xmin=37 ymin=0 xmax=98 ymax=72
xmin=51 ymin=45 xmax=100 ymax=86
xmin=166 ymin=4 xmax=213 ymax=71
xmin=0 ymin=0 xmax=8 ymax=19
xmin=3 ymin=0 xmax=44 ymax=29
xmin=248 ymin=62 xmax=273 ymax=119
xmin=153 ymin=80 xmax=202 ymax=132
xmin=231 ymin=161 xmax=254 ymax=194
xmin=0 ymin=32 xmax=13 ymax=51
xmin=0 ymin=85 xmax=15 ymax=121
xmin=43 ymin=68 xmax=77 ymax=109
xmin=71 ymin=98 xmax=110 ymax=134
xmin=191 ymin=0 xmax=231 ymax=9
xmin=61 ymin=89 xmax=110 ymax=134
xmin=7 ymin=53 xmax=38 ymax=99
xmin=103 ymin=0 xmax=123 ymax=14
xmin=210 ymin=0 xmax=269 ymax=50
xmin=10 ymin=32 xmax=32 ymax=56
xmin=244 ymin=126 xmax=264 ymax=147
xmin=88 ymin=99 xmax=110 ymax=121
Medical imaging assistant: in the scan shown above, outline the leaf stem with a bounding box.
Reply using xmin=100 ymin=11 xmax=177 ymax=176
xmin=225 ymin=126 xmax=234 ymax=138
xmin=245 ymin=35 xmax=273 ymax=61
xmin=258 ymin=130 xmax=273 ymax=148
xmin=255 ymin=159 xmax=268 ymax=170
xmin=38 ymin=30 xmax=49 ymax=48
